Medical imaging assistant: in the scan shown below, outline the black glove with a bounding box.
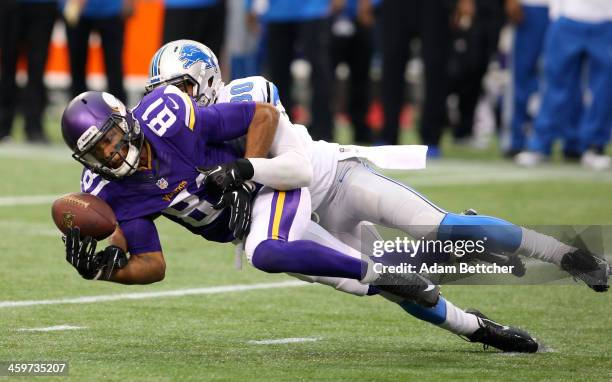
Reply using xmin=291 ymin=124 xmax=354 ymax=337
xmin=64 ymin=227 xmax=99 ymax=280
xmin=214 ymin=182 xmax=255 ymax=240
xmin=64 ymin=227 xmax=128 ymax=280
xmin=95 ymin=245 xmax=129 ymax=280
xmin=198 ymin=158 xmax=255 ymax=194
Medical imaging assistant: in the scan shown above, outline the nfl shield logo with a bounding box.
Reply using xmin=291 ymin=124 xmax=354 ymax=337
xmin=62 ymin=212 xmax=75 ymax=228
xmin=156 ymin=178 xmax=169 ymax=190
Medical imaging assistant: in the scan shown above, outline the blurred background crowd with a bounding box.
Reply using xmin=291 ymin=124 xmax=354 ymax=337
xmin=1 ymin=0 xmax=611 ymax=169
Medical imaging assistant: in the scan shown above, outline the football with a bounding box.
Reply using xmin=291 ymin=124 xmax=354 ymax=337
xmin=51 ymin=192 xmax=117 ymax=240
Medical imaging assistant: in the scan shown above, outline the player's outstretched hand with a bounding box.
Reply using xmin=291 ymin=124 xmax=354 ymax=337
xmin=214 ymin=182 xmax=255 ymax=240
xmin=94 ymin=245 xmax=129 ymax=280
xmin=64 ymin=227 xmax=99 ymax=279
xmin=64 ymin=227 xmax=128 ymax=280
xmin=198 ymin=158 xmax=254 ymax=194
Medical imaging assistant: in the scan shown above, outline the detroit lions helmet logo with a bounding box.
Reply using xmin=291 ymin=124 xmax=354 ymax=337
xmin=179 ymin=44 xmax=214 ymax=70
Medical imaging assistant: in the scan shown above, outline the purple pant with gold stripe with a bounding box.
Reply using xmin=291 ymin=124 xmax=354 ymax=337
xmin=244 ymin=186 xmax=367 ymax=281
xmin=245 ymin=186 xmax=312 ymax=260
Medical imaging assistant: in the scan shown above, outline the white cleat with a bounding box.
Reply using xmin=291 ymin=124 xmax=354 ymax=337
xmin=580 ymin=150 xmax=611 ymax=171
xmin=515 ymin=151 xmax=546 ymax=168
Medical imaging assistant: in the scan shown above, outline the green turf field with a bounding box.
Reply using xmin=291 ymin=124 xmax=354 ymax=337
xmin=1 ymin=134 xmax=611 ymax=381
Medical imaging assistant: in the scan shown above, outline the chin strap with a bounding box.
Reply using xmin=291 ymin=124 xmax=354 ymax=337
xmin=111 ymin=142 xmax=141 ymax=178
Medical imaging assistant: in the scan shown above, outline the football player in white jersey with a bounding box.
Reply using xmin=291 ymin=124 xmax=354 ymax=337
xmin=144 ymin=40 xmax=609 ymax=353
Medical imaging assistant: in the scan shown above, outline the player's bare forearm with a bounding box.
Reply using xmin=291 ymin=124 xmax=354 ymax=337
xmin=108 ymin=251 xmax=166 ymax=285
xmin=104 ymin=226 xmax=165 ymax=285
xmin=244 ymin=103 xmax=279 ymax=158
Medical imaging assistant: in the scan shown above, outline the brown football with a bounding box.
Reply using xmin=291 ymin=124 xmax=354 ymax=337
xmin=51 ymin=192 xmax=117 ymax=240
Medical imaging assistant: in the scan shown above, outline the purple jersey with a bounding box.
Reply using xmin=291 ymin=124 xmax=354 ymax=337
xmin=80 ymin=85 xmax=255 ymax=255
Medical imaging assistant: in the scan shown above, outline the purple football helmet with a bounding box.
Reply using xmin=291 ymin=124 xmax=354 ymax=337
xmin=61 ymin=91 xmax=143 ymax=180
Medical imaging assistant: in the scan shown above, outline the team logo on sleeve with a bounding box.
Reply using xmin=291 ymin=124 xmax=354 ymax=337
xmin=179 ymin=44 xmax=214 ymax=69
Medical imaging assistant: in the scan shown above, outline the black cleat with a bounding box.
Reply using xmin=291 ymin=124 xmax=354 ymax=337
xmin=466 ymin=309 xmax=539 ymax=353
xmin=375 ymin=272 xmax=440 ymax=307
xmin=506 ymin=254 xmax=527 ymax=277
xmin=560 ymin=249 xmax=609 ymax=292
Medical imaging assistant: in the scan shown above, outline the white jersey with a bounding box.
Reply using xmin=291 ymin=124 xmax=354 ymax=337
xmin=216 ymin=76 xmax=339 ymax=210
xmin=549 ymin=0 xmax=612 ymax=22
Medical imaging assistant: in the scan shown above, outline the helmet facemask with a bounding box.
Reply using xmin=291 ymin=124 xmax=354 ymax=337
xmin=74 ymin=114 xmax=144 ymax=181
xmin=197 ymin=72 xmax=222 ymax=106
xmin=145 ymin=73 xmax=200 ymax=99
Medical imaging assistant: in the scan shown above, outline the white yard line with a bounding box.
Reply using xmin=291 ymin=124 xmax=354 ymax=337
xmin=0 ymin=160 xmax=610 ymax=208
xmin=0 ymin=174 xmax=592 ymax=209
xmin=247 ymin=337 xmax=322 ymax=345
xmin=0 ymin=220 xmax=60 ymax=237
xmin=17 ymin=325 xmax=86 ymax=332
xmin=0 ymin=280 xmax=308 ymax=309
xmin=0 ymin=195 xmax=59 ymax=207
xmin=0 ymin=144 xmax=72 ymax=162
xmin=0 ymin=143 xmax=610 ymax=183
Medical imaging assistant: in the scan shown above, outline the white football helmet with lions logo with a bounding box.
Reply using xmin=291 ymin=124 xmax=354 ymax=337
xmin=146 ymin=40 xmax=223 ymax=106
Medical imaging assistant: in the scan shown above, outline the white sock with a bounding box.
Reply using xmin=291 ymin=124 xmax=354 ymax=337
xmin=360 ymin=258 xmax=379 ymax=284
xmin=518 ymin=227 xmax=575 ymax=266
xmin=439 ymin=299 xmax=481 ymax=336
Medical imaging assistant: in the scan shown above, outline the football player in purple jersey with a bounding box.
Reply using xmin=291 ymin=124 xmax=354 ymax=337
xmin=62 ymin=87 xmax=457 ymax=304
xmin=57 ymin=38 xmax=609 ymax=353
xmin=60 ymin=87 xmax=545 ymax=353
xmin=62 ymin=88 xmax=280 ymax=284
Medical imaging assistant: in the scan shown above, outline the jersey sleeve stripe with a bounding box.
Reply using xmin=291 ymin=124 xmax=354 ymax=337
xmin=189 ymin=97 xmax=195 ymax=130
xmin=144 ymin=141 xmax=152 ymax=169
xmin=174 ymin=89 xmax=196 ymax=131
xmin=266 ymin=81 xmax=271 ymax=104
xmin=90 ymin=179 xmax=110 ymax=196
